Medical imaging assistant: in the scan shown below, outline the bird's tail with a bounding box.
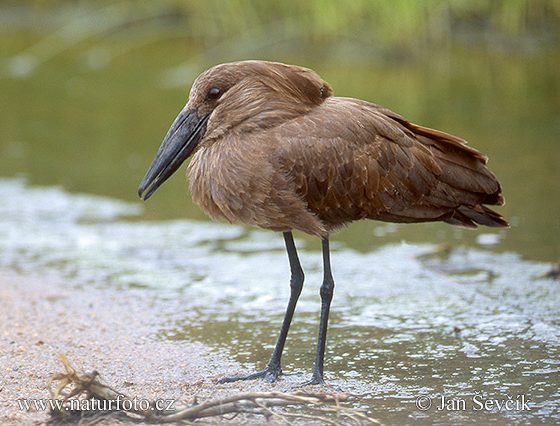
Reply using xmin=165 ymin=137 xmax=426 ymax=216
xmin=445 ymin=204 xmax=509 ymax=228
xmin=403 ymin=121 xmax=509 ymax=229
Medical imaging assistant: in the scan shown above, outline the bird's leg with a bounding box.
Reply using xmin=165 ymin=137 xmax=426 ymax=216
xmin=308 ymin=237 xmax=335 ymax=385
xmin=219 ymin=231 xmax=304 ymax=383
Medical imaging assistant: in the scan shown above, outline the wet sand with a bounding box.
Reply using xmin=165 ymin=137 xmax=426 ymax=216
xmin=0 ymin=270 xmax=320 ymax=425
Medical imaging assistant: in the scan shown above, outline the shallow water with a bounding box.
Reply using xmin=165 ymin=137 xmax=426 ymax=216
xmin=1 ymin=6 xmax=559 ymax=423
xmin=1 ymin=178 xmax=558 ymax=423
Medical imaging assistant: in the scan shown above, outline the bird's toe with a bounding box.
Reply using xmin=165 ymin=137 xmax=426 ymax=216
xmin=303 ymin=373 xmax=325 ymax=386
xmin=218 ymin=365 xmax=283 ymax=384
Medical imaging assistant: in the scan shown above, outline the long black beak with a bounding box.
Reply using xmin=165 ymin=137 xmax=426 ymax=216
xmin=138 ymin=109 xmax=209 ymax=200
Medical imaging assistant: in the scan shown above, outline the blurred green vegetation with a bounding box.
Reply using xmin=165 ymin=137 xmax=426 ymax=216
xmin=0 ymin=0 xmax=558 ymax=261
xmin=2 ymin=0 xmax=559 ymax=50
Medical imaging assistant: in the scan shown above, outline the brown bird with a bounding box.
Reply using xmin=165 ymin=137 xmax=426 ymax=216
xmin=138 ymin=60 xmax=507 ymax=384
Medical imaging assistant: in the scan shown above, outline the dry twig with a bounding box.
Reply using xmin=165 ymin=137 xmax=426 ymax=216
xmin=48 ymin=354 xmax=381 ymax=425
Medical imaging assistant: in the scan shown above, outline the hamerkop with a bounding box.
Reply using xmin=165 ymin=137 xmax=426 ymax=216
xmin=138 ymin=60 xmax=507 ymax=384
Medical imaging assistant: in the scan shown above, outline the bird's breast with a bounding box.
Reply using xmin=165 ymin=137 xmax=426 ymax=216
xmin=187 ymin=140 xmax=273 ymax=226
xmin=188 ymin=145 xmax=237 ymax=224
xmin=186 ymin=138 xmax=327 ymax=236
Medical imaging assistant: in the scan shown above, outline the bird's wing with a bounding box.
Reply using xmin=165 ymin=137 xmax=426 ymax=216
xmin=273 ymin=97 xmax=506 ymax=229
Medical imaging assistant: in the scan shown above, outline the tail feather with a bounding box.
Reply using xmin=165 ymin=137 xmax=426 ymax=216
xmin=457 ymin=205 xmax=509 ymax=228
xmin=444 ymin=210 xmax=478 ymax=228
xmin=367 ymin=104 xmax=508 ymax=229
xmin=405 ymin=121 xmax=508 ymax=228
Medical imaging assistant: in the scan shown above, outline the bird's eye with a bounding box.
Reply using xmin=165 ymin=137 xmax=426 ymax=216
xmin=207 ymin=87 xmax=221 ymax=99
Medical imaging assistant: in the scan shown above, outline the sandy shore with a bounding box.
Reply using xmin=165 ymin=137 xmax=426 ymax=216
xmin=0 ymin=270 xmax=320 ymax=424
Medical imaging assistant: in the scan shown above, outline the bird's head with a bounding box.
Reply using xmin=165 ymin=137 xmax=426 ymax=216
xmin=138 ymin=60 xmax=332 ymax=200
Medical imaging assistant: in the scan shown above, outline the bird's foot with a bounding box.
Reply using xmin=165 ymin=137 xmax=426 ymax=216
xmin=218 ymin=364 xmax=284 ymax=384
xmin=303 ymin=371 xmax=325 ymax=386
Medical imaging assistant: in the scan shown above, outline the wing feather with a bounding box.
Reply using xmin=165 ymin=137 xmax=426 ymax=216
xmin=274 ymin=97 xmax=507 ymax=230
